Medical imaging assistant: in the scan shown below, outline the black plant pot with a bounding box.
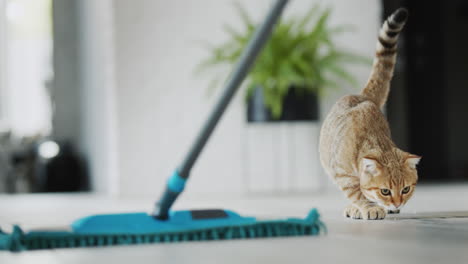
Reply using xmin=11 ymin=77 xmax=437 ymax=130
xmin=34 ymin=141 xmax=89 ymax=192
xmin=247 ymin=86 xmax=319 ymax=122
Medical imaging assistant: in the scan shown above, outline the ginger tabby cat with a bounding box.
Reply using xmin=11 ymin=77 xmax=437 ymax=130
xmin=319 ymin=8 xmax=421 ymax=220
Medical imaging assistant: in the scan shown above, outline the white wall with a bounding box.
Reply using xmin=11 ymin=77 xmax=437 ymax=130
xmin=77 ymin=0 xmax=118 ymax=195
xmin=110 ymin=0 xmax=380 ymax=198
xmin=0 ymin=0 xmax=6 ymax=129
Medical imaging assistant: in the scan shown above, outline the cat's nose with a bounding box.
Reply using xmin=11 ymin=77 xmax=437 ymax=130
xmin=394 ymin=202 xmax=401 ymax=208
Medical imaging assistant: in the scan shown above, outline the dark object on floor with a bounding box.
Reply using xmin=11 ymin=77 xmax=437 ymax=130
xmin=34 ymin=141 xmax=88 ymax=192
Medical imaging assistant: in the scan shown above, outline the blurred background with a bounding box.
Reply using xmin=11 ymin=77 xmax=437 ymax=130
xmin=0 ymin=0 xmax=466 ymax=198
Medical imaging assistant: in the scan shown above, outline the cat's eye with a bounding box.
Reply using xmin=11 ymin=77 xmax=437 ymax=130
xmin=380 ymin=189 xmax=391 ymax=196
xmin=402 ymin=186 xmax=411 ymax=194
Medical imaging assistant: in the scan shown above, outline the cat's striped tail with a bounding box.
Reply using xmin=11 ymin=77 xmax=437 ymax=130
xmin=361 ymin=8 xmax=408 ymax=108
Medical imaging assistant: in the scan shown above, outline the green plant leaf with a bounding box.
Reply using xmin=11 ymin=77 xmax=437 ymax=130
xmin=196 ymin=3 xmax=369 ymax=120
xmin=222 ymin=24 xmax=246 ymax=44
xmin=233 ymin=1 xmax=255 ymax=31
xmin=296 ymin=4 xmax=320 ymax=29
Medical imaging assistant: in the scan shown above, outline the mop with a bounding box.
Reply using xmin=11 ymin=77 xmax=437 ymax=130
xmin=0 ymin=0 xmax=324 ymax=251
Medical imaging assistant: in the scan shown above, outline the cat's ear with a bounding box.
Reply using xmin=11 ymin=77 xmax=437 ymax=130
xmin=406 ymin=155 xmax=421 ymax=169
xmin=362 ymin=157 xmax=380 ymax=175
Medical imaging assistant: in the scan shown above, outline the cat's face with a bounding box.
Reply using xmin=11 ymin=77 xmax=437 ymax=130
xmin=359 ymin=153 xmax=421 ymax=211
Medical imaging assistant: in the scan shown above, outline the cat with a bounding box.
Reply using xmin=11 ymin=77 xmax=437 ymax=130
xmin=319 ymin=8 xmax=421 ymax=220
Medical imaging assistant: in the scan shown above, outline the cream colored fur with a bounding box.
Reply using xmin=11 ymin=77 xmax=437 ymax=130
xmin=319 ymin=8 xmax=421 ymax=220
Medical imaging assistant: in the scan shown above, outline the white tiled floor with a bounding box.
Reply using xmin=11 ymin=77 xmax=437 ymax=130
xmin=1 ymin=184 xmax=468 ymax=263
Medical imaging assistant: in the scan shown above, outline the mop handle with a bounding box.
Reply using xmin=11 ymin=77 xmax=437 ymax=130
xmin=153 ymin=0 xmax=289 ymax=220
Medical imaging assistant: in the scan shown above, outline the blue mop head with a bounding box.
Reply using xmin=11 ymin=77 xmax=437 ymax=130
xmin=0 ymin=208 xmax=324 ymax=251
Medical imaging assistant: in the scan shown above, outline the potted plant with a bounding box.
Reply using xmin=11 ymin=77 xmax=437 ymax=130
xmin=197 ymin=4 xmax=369 ymax=122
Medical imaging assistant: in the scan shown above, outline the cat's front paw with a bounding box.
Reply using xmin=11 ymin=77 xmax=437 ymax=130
xmin=344 ymin=204 xmax=362 ymax=219
xmin=361 ymin=205 xmax=386 ymax=220
xmin=387 ymin=209 xmax=400 ymax=214
xmin=344 ymin=203 xmax=386 ymax=220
